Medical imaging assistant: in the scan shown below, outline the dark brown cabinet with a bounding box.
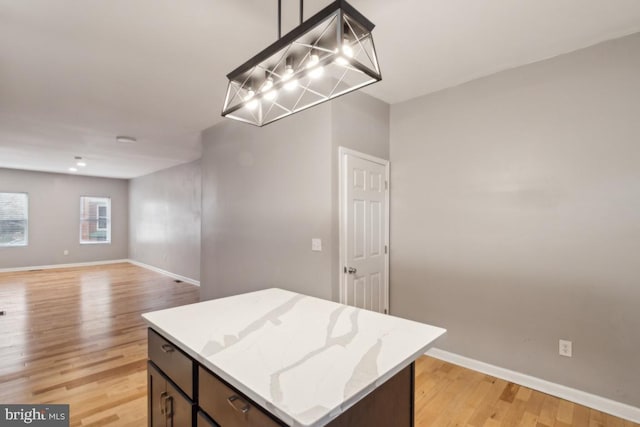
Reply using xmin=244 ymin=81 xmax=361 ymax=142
xmin=148 ymin=327 xmax=413 ymax=427
xmin=148 ymin=362 xmax=194 ymax=427
xmin=148 ymin=328 xmax=195 ymax=399
xmin=198 ymin=366 xmax=283 ymax=427
xmin=148 ymin=328 xmax=282 ymax=427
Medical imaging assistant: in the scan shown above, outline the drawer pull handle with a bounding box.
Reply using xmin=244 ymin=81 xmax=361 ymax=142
xmin=227 ymin=395 xmax=250 ymax=414
xmin=161 ymin=344 xmax=175 ymax=353
xmin=160 ymin=391 xmax=168 ymax=415
xmin=160 ymin=392 xmax=173 ymax=423
xmin=165 ymin=395 xmax=174 ymax=421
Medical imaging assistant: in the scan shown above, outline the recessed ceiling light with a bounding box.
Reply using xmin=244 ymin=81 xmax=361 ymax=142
xmin=68 ymin=167 xmax=78 ymax=172
xmin=116 ymin=136 xmax=137 ymax=144
xmin=77 ymin=161 xmax=87 ymax=167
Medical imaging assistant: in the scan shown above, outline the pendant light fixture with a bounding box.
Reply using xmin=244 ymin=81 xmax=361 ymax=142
xmin=221 ymin=0 xmax=381 ymax=127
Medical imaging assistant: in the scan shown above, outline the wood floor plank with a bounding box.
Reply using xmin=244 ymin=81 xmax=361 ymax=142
xmin=414 ymin=357 xmax=639 ymax=427
xmin=1 ymin=264 xmax=638 ymax=427
xmin=557 ymin=399 xmax=575 ymax=425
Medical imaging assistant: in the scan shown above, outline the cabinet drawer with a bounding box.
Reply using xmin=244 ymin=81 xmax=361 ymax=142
xmin=198 ymin=366 xmax=283 ymax=427
xmin=148 ymin=328 xmax=194 ymax=399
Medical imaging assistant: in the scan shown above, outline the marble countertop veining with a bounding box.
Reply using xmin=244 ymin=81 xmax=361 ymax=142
xmin=142 ymin=288 xmax=446 ymax=427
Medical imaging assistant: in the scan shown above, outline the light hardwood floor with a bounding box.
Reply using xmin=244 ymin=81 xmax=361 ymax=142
xmin=0 ymin=264 xmax=637 ymax=427
xmin=0 ymin=263 xmax=199 ymax=426
xmin=415 ymin=357 xmax=638 ymax=427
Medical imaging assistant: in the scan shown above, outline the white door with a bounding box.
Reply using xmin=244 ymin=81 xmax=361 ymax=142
xmin=339 ymin=148 xmax=389 ymax=313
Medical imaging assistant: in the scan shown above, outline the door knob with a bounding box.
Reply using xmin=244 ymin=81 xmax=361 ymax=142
xmin=345 ymin=267 xmax=357 ymax=274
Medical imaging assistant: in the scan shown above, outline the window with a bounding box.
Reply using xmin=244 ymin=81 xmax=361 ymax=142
xmin=97 ymin=205 xmax=108 ymax=230
xmin=0 ymin=192 xmax=28 ymax=247
xmin=80 ymin=196 xmax=111 ymax=244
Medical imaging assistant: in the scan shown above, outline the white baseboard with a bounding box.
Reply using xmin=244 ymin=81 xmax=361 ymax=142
xmin=426 ymin=348 xmax=640 ymax=424
xmin=0 ymin=259 xmax=129 ymax=273
xmin=127 ymin=259 xmax=200 ymax=286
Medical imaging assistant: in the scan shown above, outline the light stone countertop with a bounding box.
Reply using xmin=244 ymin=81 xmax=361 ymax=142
xmin=142 ymin=288 xmax=446 ymax=427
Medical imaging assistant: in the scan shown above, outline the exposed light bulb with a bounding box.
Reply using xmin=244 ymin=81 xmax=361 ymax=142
xmin=309 ymin=66 xmax=324 ymax=79
xmin=282 ymin=66 xmax=294 ymax=81
xmin=307 ymin=54 xmax=320 ymax=68
xmin=262 ymin=77 xmax=274 ymax=92
xmin=306 ymin=54 xmax=323 ymax=79
xmin=335 ymin=42 xmax=354 ymax=66
xmin=335 ymin=57 xmax=348 ymax=66
xmin=77 ymin=161 xmax=87 ymax=167
xmin=282 ymin=66 xmax=296 ymax=89
xmin=284 ymin=79 xmax=298 ymax=91
xmin=244 ymin=88 xmax=258 ymax=109
xmin=342 ymin=43 xmax=354 ymax=58
xmin=264 ymin=90 xmax=277 ymax=101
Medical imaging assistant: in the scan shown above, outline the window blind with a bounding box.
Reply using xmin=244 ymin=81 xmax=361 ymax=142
xmin=0 ymin=192 xmax=28 ymax=247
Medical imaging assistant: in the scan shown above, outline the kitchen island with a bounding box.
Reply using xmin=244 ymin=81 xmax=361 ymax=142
xmin=142 ymin=288 xmax=445 ymax=427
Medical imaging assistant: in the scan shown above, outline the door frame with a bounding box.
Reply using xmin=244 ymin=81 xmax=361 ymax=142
xmin=338 ymin=147 xmax=390 ymax=313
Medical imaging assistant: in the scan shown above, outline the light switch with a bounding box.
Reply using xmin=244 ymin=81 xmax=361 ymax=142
xmin=311 ymin=238 xmax=322 ymax=252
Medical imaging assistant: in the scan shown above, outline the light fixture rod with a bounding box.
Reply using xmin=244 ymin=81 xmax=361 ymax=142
xmin=278 ymin=0 xmax=282 ymax=39
xmin=279 ymin=0 xmax=304 ymax=39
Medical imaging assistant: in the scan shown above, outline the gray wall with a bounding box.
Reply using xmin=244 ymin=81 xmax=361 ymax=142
xmin=129 ymin=160 xmax=201 ymax=281
xmin=0 ymin=168 xmax=128 ymax=268
xmin=332 ymin=90 xmax=390 ymax=161
xmin=200 ymin=105 xmax=334 ymax=301
xmin=390 ymin=33 xmax=640 ymax=407
xmin=200 ymin=92 xmax=390 ymax=302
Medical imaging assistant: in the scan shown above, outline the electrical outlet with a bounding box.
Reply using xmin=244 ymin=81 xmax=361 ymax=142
xmin=63 ymin=250 xmax=69 ymax=256
xmin=311 ymin=238 xmax=322 ymax=252
xmin=559 ymin=339 xmax=572 ymax=357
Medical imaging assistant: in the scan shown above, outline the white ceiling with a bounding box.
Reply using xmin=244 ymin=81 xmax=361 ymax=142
xmin=1 ymin=0 xmax=639 ymax=179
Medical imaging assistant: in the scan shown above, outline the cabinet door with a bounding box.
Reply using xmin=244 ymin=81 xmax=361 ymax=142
xmin=149 ymin=361 xmax=195 ymax=427
xmin=148 ymin=362 xmax=167 ymax=427
xmin=165 ymin=378 xmax=193 ymax=427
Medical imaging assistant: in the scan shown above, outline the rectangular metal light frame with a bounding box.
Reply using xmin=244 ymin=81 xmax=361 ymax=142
xmin=221 ymin=0 xmax=382 ymax=127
